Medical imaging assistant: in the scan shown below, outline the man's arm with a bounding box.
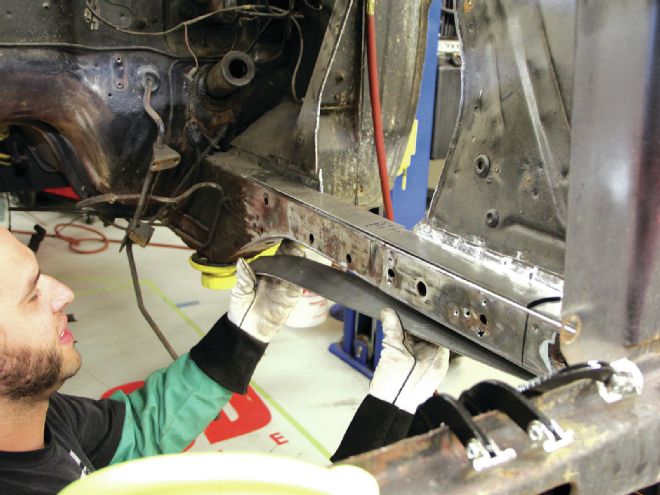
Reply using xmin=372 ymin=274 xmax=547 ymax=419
xmin=331 ymin=308 xmax=449 ymax=462
xmin=108 ymin=245 xmax=302 ymax=464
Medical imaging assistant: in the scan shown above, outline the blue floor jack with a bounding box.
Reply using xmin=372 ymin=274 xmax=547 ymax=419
xmin=327 ymin=0 xmax=441 ymax=378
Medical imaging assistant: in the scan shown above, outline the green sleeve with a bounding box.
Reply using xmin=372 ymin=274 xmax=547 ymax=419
xmin=108 ymin=353 xmax=233 ymax=464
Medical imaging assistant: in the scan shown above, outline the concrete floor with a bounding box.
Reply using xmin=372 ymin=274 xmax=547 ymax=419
xmin=2 ymin=199 xmax=520 ymax=466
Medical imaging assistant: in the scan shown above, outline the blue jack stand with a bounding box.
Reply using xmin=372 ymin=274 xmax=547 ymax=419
xmin=328 ymin=312 xmax=383 ymax=379
xmin=327 ymin=0 xmax=441 ymax=378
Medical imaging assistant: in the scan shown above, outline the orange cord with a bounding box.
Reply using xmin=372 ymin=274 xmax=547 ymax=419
xmin=54 ymin=223 xmax=109 ymax=254
xmin=10 ymin=225 xmax=193 ymax=253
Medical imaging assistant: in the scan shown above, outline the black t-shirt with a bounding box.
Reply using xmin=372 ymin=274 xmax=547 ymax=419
xmin=0 ymin=393 xmax=125 ymax=495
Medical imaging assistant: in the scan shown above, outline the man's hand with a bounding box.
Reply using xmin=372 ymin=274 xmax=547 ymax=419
xmin=227 ymin=241 xmax=303 ymax=343
xmin=369 ymin=308 xmax=450 ymax=414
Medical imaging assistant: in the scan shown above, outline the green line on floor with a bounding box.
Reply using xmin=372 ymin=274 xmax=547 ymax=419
xmin=142 ymin=280 xmax=205 ymax=337
xmin=249 ymin=381 xmax=331 ymax=460
xmin=143 ymin=282 xmax=331 ymax=460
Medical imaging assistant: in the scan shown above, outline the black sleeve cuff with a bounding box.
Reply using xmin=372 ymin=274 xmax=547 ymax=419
xmin=330 ymin=394 xmax=413 ymax=463
xmin=190 ymin=313 xmax=267 ymax=394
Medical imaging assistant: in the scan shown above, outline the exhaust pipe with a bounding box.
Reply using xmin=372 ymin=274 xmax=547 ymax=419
xmin=205 ymin=51 xmax=255 ymax=99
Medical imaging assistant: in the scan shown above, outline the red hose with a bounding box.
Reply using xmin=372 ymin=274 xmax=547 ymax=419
xmin=366 ymin=1 xmax=394 ymax=221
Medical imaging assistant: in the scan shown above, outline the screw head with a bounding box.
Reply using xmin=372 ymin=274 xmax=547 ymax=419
xmin=485 ymin=209 xmax=499 ymax=228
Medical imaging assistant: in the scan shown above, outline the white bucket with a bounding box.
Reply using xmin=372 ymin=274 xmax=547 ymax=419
xmin=286 ymin=289 xmax=330 ymax=328
xmin=61 ymin=452 xmax=380 ymax=495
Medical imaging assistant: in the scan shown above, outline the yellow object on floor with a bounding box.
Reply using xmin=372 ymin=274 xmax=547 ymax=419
xmin=60 ymin=452 xmax=379 ymax=495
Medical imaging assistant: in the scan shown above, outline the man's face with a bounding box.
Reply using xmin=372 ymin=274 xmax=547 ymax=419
xmin=0 ymin=227 xmax=80 ymax=402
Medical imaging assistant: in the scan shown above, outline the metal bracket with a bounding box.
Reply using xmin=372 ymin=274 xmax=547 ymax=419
xmin=517 ymin=358 xmax=643 ymax=404
xmin=466 ymin=437 xmax=517 ymax=472
xmin=461 ymin=381 xmax=573 ymax=453
xmin=414 ymin=394 xmax=516 ymax=472
xmin=596 ymin=357 xmax=644 ymax=403
xmin=127 ymin=221 xmax=154 ymax=248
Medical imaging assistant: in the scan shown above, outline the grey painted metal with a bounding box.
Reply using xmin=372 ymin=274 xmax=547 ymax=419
xmin=251 ymin=255 xmax=533 ymax=378
xmin=561 ymin=0 xmax=660 ymax=363
xmin=294 ymin=0 xmax=353 ymax=173
xmin=425 ymin=0 xmax=575 ymax=275
xmin=201 ymin=151 xmax=566 ymax=375
xmin=231 ymin=1 xmax=432 ymax=207
xmin=347 ymin=354 xmax=660 ymax=494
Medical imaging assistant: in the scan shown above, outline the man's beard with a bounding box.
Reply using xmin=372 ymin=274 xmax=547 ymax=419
xmin=0 ymin=344 xmax=79 ymax=402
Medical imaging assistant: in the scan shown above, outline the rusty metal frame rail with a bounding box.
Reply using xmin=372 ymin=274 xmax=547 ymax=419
xmin=345 ymin=354 xmax=660 ymax=495
xmin=202 ymin=151 xmax=567 ymax=375
xmin=251 ymin=255 xmax=533 ymax=378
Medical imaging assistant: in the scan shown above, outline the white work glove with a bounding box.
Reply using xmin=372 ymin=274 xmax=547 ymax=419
xmin=228 ymin=241 xmax=303 ymax=343
xmin=369 ymin=308 xmax=450 ymax=414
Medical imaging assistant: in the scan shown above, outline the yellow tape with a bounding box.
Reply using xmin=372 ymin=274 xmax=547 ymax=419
xmin=366 ymin=0 xmax=375 ymax=16
xmin=396 ymin=119 xmax=419 ymax=191
xmin=188 ymin=243 xmax=281 ymax=290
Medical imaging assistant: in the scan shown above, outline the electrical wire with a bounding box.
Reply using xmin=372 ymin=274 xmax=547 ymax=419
xmin=76 ymin=181 xmax=225 ymax=208
xmin=365 ymin=0 xmax=394 ymax=221
xmin=303 ymin=0 xmax=323 ymax=11
xmin=0 ymin=42 xmax=190 ymax=59
xmin=183 ymin=23 xmax=199 ymax=71
xmin=88 ymin=1 xmax=290 ymax=37
xmin=102 ymin=0 xmax=135 ymax=16
xmin=290 ymin=15 xmax=304 ymax=102
xmin=245 ymin=18 xmax=273 ymax=54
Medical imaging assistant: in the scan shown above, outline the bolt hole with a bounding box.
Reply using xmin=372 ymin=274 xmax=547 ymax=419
xmin=476 ymin=329 xmax=486 ymax=338
xmin=263 ymin=195 xmax=269 ymax=206
xmin=346 ymin=253 xmax=352 ymax=264
xmin=479 ymin=314 xmax=488 ymax=325
xmin=107 ymin=93 xmax=112 ymax=97
xmin=308 ymin=233 xmax=314 ymax=245
xmin=417 ymin=281 xmax=427 ymax=297
xmin=387 ymin=268 xmax=395 ymax=278
xmin=463 ymin=308 xmax=471 ymax=318
xmin=453 ymin=309 xmax=459 ymax=317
